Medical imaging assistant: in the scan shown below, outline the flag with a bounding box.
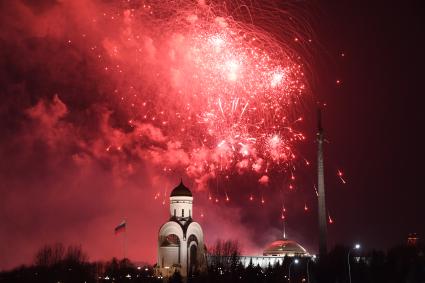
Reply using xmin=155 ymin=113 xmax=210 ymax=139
xmin=114 ymin=220 xmax=126 ymax=234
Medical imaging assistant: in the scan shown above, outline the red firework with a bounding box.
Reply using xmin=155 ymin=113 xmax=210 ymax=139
xmin=99 ymin=1 xmax=312 ymax=183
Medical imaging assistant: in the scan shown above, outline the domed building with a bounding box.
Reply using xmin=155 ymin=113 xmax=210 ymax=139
xmin=263 ymin=238 xmax=309 ymax=257
xmin=156 ymin=181 xmax=206 ymax=278
xmin=235 ymin=237 xmax=311 ymax=268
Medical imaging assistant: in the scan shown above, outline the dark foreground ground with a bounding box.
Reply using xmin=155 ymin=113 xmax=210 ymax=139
xmin=1 ymin=243 xmax=424 ymax=283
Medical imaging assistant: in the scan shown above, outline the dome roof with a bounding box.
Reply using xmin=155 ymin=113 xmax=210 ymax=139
xmin=263 ymin=239 xmax=308 ymax=256
xmin=170 ymin=180 xmax=192 ymax=197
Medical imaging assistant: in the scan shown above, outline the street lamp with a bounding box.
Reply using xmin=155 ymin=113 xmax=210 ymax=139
xmin=288 ymin=258 xmax=299 ymax=283
xmin=348 ymin=243 xmax=361 ymax=283
xmin=307 ymin=255 xmax=316 ymax=283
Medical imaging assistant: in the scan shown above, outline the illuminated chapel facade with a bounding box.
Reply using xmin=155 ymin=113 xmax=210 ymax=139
xmin=156 ymin=181 xmax=206 ymax=278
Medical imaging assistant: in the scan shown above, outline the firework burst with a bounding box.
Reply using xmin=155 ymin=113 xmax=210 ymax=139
xmin=99 ymin=0 xmax=314 ymax=187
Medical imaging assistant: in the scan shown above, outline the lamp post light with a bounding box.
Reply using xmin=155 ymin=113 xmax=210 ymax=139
xmin=288 ymin=258 xmax=299 ymax=283
xmin=307 ymin=255 xmax=316 ymax=283
xmin=348 ymin=243 xmax=361 ymax=283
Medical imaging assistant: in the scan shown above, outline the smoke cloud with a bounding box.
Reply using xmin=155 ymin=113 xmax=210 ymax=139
xmin=0 ymin=0 xmax=315 ymax=270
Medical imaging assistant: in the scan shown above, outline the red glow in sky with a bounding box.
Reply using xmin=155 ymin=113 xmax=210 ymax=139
xmin=3 ymin=0 xmax=424 ymax=271
xmin=0 ymin=0 xmax=315 ymax=269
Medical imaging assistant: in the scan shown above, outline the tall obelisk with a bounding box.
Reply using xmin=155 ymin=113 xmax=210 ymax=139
xmin=317 ymin=108 xmax=327 ymax=257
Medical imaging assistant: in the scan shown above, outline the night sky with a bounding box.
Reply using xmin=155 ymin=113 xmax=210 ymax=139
xmin=1 ymin=0 xmax=424 ymax=270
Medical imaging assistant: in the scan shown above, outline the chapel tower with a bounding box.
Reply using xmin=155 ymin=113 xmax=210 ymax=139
xmin=156 ymin=181 xmax=206 ymax=278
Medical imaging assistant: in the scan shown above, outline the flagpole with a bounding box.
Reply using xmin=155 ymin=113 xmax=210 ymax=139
xmin=115 ymin=220 xmax=127 ymax=259
xmin=124 ymin=228 xmax=127 ymax=259
xmin=124 ymin=218 xmax=127 ymax=260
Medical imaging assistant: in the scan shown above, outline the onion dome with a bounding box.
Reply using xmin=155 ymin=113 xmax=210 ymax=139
xmin=263 ymin=239 xmax=308 ymax=256
xmin=170 ymin=180 xmax=192 ymax=197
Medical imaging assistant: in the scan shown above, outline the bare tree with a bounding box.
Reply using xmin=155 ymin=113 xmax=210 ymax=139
xmin=64 ymin=245 xmax=88 ymax=265
xmin=209 ymin=239 xmax=241 ymax=271
xmin=34 ymin=243 xmax=65 ymax=267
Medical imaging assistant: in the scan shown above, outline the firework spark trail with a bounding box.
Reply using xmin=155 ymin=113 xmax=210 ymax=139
xmin=97 ymin=0 xmax=313 ymax=186
xmin=337 ymin=169 xmax=347 ymax=184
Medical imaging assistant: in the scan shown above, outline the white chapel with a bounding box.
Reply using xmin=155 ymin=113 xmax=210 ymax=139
xmin=156 ymin=181 xmax=206 ymax=277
